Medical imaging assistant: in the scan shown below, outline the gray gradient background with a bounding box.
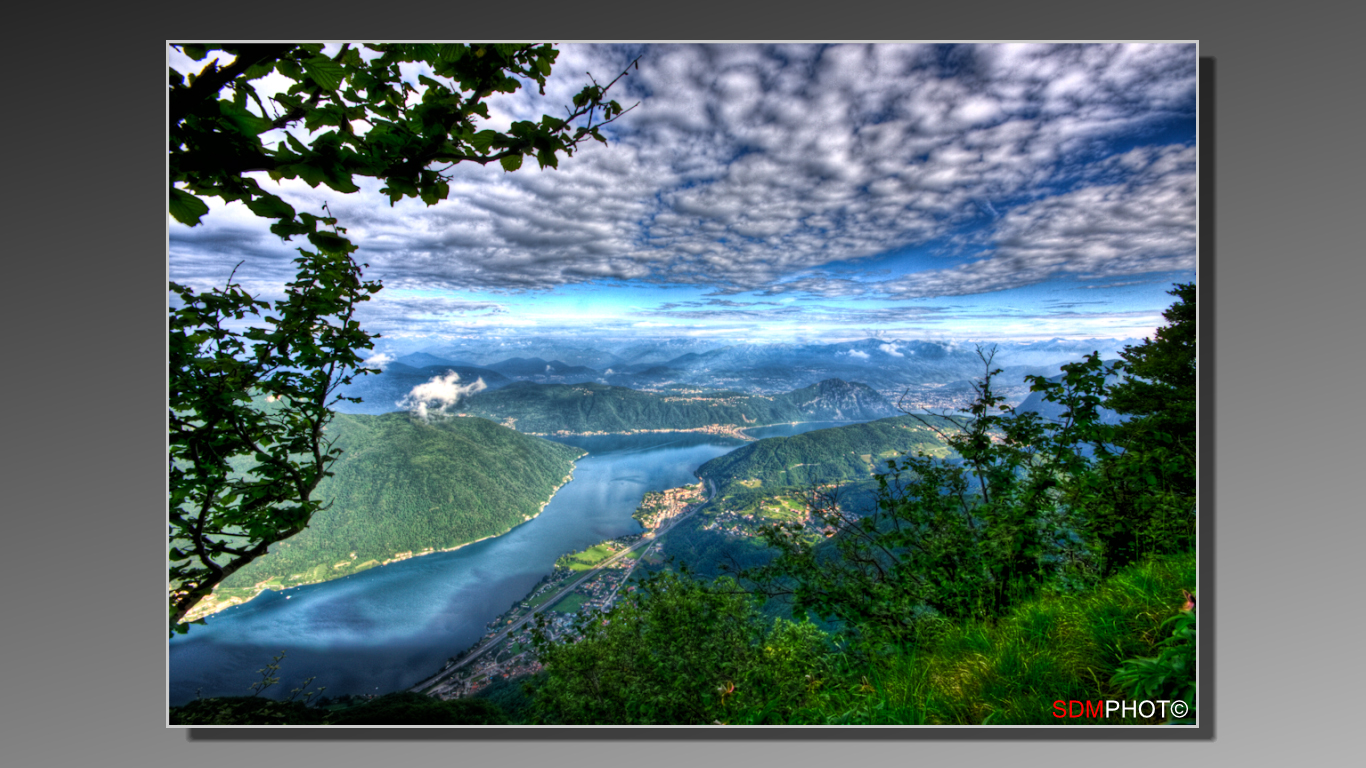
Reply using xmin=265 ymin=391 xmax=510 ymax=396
xmin=8 ymin=2 xmax=1359 ymax=765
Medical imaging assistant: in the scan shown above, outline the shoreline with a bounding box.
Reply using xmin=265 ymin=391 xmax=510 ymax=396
xmin=524 ymin=422 xmax=810 ymax=441
xmin=181 ymin=451 xmax=587 ymax=624
xmin=411 ymin=477 xmax=715 ymax=696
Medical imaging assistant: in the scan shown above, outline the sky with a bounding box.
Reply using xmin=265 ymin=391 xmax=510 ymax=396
xmin=168 ymin=42 xmax=1198 ymax=352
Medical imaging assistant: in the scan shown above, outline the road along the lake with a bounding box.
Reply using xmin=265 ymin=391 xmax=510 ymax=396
xmin=408 ymin=486 xmax=711 ymax=694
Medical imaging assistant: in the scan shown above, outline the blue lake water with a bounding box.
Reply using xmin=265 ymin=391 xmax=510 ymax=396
xmin=167 ymin=422 xmax=869 ymax=706
xmin=741 ymin=420 xmax=862 ymax=440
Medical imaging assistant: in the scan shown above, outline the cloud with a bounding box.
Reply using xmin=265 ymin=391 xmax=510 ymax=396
xmin=364 ymin=352 xmax=395 ymax=369
xmin=879 ymin=343 xmax=905 ymax=357
xmin=352 ymin=295 xmax=509 ymax=337
xmin=169 ymin=43 xmax=1196 ymax=304
xmin=397 ymin=371 xmax=488 ymax=421
xmin=880 ymin=144 xmax=1197 ymax=298
xmin=845 ymin=349 xmax=871 ymax=360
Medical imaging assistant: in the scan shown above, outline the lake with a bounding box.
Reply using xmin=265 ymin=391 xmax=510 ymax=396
xmin=167 ymin=422 xmax=868 ymax=706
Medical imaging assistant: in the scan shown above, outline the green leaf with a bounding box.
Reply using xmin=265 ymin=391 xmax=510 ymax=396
xmin=218 ymin=100 xmax=274 ymax=135
xmin=303 ymin=57 xmax=346 ymax=91
xmin=244 ymin=195 xmax=296 ymax=220
xmin=500 ymin=153 xmax=523 ymax=172
xmin=295 ymin=164 xmax=328 ymax=188
xmin=307 ymin=231 xmax=355 ymax=255
xmin=169 ymin=188 xmax=211 ymax=226
xmin=470 ymin=130 xmax=500 ymax=153
xmin=243 ymin=61 xmax=275 ymax=81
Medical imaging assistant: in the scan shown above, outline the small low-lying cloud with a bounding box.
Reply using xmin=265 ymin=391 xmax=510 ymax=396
xmin=364 ymin=352 xmax=395 ymax=369
xmin=845 ymin=349 xmax=871 ymax=360
xmin=397 ymin=370 xmax=487 ymax=421
xmin=879 ymin=343 xmax=905 ymax=357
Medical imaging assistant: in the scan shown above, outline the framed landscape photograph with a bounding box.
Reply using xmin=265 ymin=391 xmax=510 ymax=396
xmin=168 ymin=41 xmax=1202 ymax=731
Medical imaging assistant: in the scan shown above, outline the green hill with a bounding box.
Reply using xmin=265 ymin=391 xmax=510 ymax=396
xmin=638 ymin=416 xmax=957 ymax=589
xmin=194 ymin=413 xmax=583 ymax=616
xmin=696 ymin=415 xmax=956 ymax=495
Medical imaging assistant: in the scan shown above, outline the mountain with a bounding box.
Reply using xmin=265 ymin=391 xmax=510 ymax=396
xmin=584 ymin=338 xmax=1135 ymax=399
xmin=459 ymin=379 xmax=898 ymax=435
xmin=486 ymin=357 xmax=601 ymax=380
xmin=206 ymin=413 xmax=585 ymax=609
xmin=696 ymin=414 xmax=955 ymax=495
xmin=395 ymin=352 xmax=477 ymax=369
xmin=651 ymin=415 xmax=957 ymax=584
xmin=786 ymin=379 xmax=900 ymax=421
xmin=391 ymin=337 xmax=1137 ymax=406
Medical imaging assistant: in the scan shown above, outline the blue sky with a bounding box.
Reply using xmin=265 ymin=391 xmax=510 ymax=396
xmin=169 ymin=43 xmax=1197 ymax=350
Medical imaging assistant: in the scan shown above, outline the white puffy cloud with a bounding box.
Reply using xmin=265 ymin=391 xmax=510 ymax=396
xmin=397 ymin=371 xmax=488 ymax=421
xmin=364 ymin=352 xmax=395 ymax=369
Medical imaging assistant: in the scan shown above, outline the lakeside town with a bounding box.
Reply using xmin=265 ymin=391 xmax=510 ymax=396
xmin=420 ymin=536 xmax=661 ymax=699
xmin=411 ymin=479 xmax=860 ymax=701
xmin=417 ymin=483 xmax=707 ymax=700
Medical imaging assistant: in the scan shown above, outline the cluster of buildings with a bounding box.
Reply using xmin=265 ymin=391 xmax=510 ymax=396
xmin=429 ymin=538 xmax=662 ymax=701
xmin=422 ymin=481 xmax=717 ymax=702
xmin=699 ymin=506 xmax=832 ymax=539
xmin=633 ymin=483 xmax=704 ymax=530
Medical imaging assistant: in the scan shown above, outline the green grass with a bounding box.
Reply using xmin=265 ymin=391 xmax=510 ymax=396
xmin=525 ymin=589 xmax=561 ymax=610
xmin=734 ymin=551 xmax=1197 ymax=725
xmin=563 ymin=543 xmax=616 ymax=571
xmin=551 ymin=593 xmax=589 ymax=614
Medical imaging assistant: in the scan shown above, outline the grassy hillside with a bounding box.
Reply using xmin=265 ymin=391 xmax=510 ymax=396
xmin=196 ymin=414 xmax=583 ymax=614
xmin=748 ymin=550 xmax=1198 ymax=725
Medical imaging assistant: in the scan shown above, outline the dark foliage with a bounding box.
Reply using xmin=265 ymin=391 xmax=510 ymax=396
xmin=328 ymin=692 xmax=510 ymax=725
xmin=170 ymin=696 xmax=328 ymax=725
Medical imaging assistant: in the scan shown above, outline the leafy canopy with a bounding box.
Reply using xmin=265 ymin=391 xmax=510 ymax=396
xmin=168 ymin=43 xmax=636 ymax=635
xmin=170 ymin=43 xmax=636 ymax=236
xmin=529 ymin=570 xmax=830 ymax=725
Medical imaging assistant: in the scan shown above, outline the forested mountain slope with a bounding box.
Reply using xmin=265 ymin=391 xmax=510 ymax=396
xmin=696 ymin=415 xmax=956 ymax=495
xmin=198 ymin=414 xmax=583 ymax=614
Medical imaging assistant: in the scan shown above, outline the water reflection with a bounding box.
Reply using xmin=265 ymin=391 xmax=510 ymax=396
xmin=168 ymin=430 xmax=748 ymax=705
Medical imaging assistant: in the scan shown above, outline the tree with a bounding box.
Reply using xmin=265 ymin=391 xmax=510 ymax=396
xmin=529 ymin=571 xmax=830 ymax=725
xmin=169 ymin=249 xmax=379 ymax=633
xmin=744 ymin=348 xmax=1074 ymax=647
xmin=1036 ymin=283 xmax=1197 ymax=572
xmin=168 ymin=43 xmax=636 ymax=635
xmin=1107 ymin=282 xmax=1197 ymax=493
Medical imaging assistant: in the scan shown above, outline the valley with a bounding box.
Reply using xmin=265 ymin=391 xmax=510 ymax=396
xmin=171 ymin=336 xmax=1131 ymax=706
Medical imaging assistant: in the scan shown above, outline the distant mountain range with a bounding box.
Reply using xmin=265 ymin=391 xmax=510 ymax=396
xmin=333 ymin=338 xmax=1136 ymax=417
xmin=458 ymin=378 xmax=900 ymax=435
